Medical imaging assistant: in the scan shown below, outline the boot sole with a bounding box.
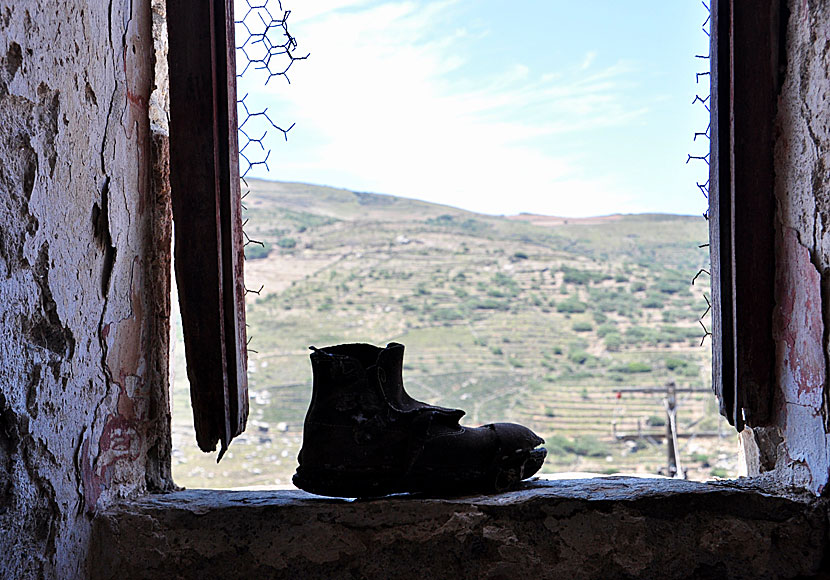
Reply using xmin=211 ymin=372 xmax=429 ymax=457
xmin=293 ymin=446 xmax=547 ymax=498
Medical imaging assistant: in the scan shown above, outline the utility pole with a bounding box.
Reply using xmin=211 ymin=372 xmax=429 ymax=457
xmin=615 ymin=381 xmax=709 ymax=479
xmin=664 ymin=381 xmax=680 ymax=478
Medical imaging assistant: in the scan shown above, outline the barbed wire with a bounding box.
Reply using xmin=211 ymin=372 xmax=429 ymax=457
xmin=235 ymin=0 xmax=306 ymax=312
xmin=236 ymin=0 xmax=308 ymax=186
xmin=688 ymin=1 xmax=712 ymax=346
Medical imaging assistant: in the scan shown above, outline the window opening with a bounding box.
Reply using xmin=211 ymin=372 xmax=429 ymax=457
xmin=170 ymin=1 xmax=736 ymax=489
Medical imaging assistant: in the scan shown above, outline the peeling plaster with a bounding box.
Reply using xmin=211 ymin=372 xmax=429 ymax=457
xmin=772 ymin=228 xmax=830 ymax=494
xmin=0 ymin=0 xmax=172 ymax=577
xmin=768 ymin=0 xmax=830 ymax=496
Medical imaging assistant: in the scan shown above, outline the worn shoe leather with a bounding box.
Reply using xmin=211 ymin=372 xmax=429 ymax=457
xmin=293 ymin=342 xmax=547 ymax=497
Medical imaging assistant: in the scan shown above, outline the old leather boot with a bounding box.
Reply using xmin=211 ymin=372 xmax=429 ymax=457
xmin=293 ymin=342 xmax=547 ymax=497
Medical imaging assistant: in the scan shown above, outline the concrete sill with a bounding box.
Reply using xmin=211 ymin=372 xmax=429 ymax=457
xmin=90 ymin=477 xmax=827 ymax=580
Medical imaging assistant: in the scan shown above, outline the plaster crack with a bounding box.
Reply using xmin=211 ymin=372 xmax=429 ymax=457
xmin=92 ymin=176 xmax=117 ymax=296
xmin=99 ymin=82 xmax=116 ymax=175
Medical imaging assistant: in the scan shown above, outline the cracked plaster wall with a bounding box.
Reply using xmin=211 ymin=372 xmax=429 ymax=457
xmin=745 ymin=0 xmax=830 ymax=495
xmin=0 ymin=1 xmax=172 ymax=578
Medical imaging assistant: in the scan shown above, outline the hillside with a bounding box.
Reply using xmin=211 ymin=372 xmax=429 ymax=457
xmin=171 ymin=179 xmax=735 ymax=489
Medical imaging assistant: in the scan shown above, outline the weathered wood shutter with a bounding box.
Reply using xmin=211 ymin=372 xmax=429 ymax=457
xmin=709 ymin=0 xmax=783 ymax=430
xmin=166 ymin=0 xmax=248 ymax=458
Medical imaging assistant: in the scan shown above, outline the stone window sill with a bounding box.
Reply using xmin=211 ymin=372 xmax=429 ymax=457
xmin=90 ymin=477 xmax=827 ymax=580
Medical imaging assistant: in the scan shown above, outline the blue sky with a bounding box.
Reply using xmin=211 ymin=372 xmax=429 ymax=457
xmin=235 ymin=0 xmax=711 ymax=217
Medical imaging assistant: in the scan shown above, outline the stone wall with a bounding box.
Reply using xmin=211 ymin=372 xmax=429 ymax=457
xmin=90 ymin=480 xmax=829 ymax=580
xmin=742 ymin=0 xmax=830 ymax=495
xmin=0 ymin=1 xmax=172 ymax=578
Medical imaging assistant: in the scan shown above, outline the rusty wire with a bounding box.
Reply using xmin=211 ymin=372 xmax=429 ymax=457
xmin=235 ymin=0 xmax=306 ymax=314
xmin=235 ymin=0 xmax=308 ymax=186
xmin=689 ymin=1 xmax=712 ymax=346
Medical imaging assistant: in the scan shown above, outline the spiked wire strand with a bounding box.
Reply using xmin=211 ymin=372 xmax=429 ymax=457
xmin=687 ymin=1 xmax=712 ymax=346
xmin=236 ymin=0 xmax=308 ymax=351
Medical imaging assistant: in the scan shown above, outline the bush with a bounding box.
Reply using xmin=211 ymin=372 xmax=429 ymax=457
xmin=561 ymin=266 xmax=595 ymax=285
xmin=604 ymin=333 xmax=622 ymax=351
xmin=572 ymin=321 xmax=593 ymax=332
xmin=613 ymin=361 xmax=652 ymax=373
xmin=244 ymin=241 xmax=272 ymax=260
xmin=646 ymin=414 xmax=666 ymax=427
xmin=431 ymin=308 xmax=464 ymax=322
xmin=567 ymin=435 xmax=610 ymax=458
xmin=471 ymin=299 xmax=510 ymax=311
xmin=656 ymin=278 xmax=690 ymax=295
xmin=508 ymin=356 xmax=524 ymax=368
xmin=642 ymin=293 xmax=664 ymax=309
xmin=568 ymin=350 xmax=591 ymax=365
xmin=665 ymin=357 xmax=688 ymax=371
xmin=592 ymin=311 xmax=608 ymax=324
xmin=556 ymin=298 xmax=587 ymax=313
xmin=630 ymin=281 xmax=647 ymax=292
xmin=277 ymin=237 xmax=297 ymax=249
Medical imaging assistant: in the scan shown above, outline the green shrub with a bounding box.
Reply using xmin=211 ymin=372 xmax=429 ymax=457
xmin=642 ymin=293 xmax=664 ymax=309
xmin=665 ymin=357 xmax=688 ymax=371
xmin=566 ymin=435 xmax=609 ymax=458
xmin=613 ymin=361 xmax=652 ymax=373
xmin=556 ymin=298 xmax=587 ymax=313
xmin=656 ymin=278 xmax=690 ymax=295
xmin=244 ymin=241 xmax=272 ymax=260
xmin=596 ymin=324 xmax=618 ymax=338
xmin=277 ymin=237 xmax=297 ymax=249
xmin=508 ymin=356 xmax=524 ymax=368
xmin=568 ymin=350 xmax=591 ymax=365
xmin=604 ymin=333 xmax=623 ymax=351
xmin=431 ymin=308 xmax=464 ymax=322
xmin=646 ymin=414 xmax=666 ymax=427
xmin=630 ymin=281 xmax=647 ymax=292
xmin=572 ymin=321 xmax=593 ymax=332
xmin=471 ymin=299 xmax=510 ymax=311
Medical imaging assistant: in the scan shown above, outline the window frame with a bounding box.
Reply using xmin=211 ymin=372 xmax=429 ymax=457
xmin=166 ymin=0 xmax=248 ymax=459
xmin=709 ymin=0 xmax=782 ymax=431
xmin=162 ymin=0 xmax=782 ymax=459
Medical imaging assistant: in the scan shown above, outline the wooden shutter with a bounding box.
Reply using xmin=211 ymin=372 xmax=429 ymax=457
xmin=709 ymin=0 xmax=783 ymax=429
xmin=166 ymin=0 xmax=248 ymax=458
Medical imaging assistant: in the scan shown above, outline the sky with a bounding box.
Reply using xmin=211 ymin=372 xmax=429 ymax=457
xmin=235 ymin=0 xmax=711 ymax=218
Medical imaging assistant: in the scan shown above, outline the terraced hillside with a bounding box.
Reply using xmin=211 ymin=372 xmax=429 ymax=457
xmin=171 ymin=179 xmax=737 ymax=489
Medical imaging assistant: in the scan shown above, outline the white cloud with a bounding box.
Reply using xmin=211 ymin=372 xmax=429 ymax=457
xmin=237 ymin=0 xmax=645 ymax=217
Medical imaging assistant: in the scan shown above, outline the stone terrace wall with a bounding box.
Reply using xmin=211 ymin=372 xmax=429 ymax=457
xmin=0 ymin=1 xmax=172 ymax=578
